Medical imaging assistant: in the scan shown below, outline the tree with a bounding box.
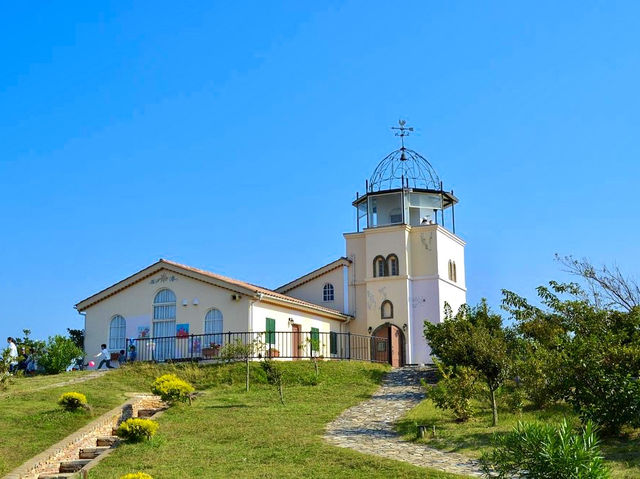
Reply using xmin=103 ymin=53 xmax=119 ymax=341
xmin=557 ymin=255 xmax=640 ymax=312
xmin=39 ymin=335 xmax=83 ymax=374
xmin=424 ymin=300 xmax=512 ymax=426
xmin=503 ymin=281 xmax=640 ymax=434
xmin=67 ymin=328 xmax=85 ymax=350
xmin=219 ymin=337 xmax=264 ymax=392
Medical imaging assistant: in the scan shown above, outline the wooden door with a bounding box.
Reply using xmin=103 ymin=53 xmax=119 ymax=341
xmin=291 ymin=324 xmax=301 ymax=359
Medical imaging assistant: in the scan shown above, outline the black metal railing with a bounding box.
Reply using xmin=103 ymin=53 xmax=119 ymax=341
xmin=128 ymin=331 xmax=389 ymax=363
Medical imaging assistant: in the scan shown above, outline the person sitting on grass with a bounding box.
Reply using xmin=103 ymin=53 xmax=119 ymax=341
xmin=94 ymin=344 xmax=114 ymax=369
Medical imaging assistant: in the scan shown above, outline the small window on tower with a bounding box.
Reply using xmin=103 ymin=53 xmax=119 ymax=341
xmin=387 ymin=254 xmax=399 ymax=276
xmin=373 ymin=256 xmax=386 ymax=277
xmin=323 ymin=283 xmax=334 ymax=302
xmin=452 ymin=261 xmax=457 ymax=282
xmin=381 ymin=300 xmax=393 ymax=319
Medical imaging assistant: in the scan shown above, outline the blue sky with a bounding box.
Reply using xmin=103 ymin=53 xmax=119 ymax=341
xmin=1 ymin=1 xmax=639 ymax=339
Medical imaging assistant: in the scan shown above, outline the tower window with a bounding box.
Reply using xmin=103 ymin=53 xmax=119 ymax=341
xmin=323 ymin=283 xmax=335 ymax=302
xmin=387 ymin=254 xmax=399 ymax=276
xmin=448 ymin=260 xmax=457 ymax=282
xmin=373 ymin=255 xmax=386 ymax=277
xmin=381 ymin=300 xmax=393 ymax=319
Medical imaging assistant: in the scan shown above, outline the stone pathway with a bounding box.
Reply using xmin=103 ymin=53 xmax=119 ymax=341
xmin=324 ymin=367 xmax=484 ymax=477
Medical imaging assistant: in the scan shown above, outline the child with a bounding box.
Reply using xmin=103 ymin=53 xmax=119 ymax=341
xmin=128 ymin=344 xmax=137 ymax=362
xmin=118 ymin=349 xmax=126 ymax=366
xmin=95 ymin=344 xmax=114 ymax=369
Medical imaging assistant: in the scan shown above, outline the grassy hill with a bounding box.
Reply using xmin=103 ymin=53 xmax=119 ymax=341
xmin=1 ymin=361 xmax=463 ymax=479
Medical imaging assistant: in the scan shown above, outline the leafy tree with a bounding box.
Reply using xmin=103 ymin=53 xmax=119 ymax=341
xmin=66 ymin=328 xmax=85 ymax=350
xmin=38 ymin=335 xmax=83 ymax=374
xmin=424 ymin=300 xmax=513 ymax=426
xmin=503 ymin=281 xmax=640 ymax=434
xmin=426 ymin=360 xmax=478 ymax=422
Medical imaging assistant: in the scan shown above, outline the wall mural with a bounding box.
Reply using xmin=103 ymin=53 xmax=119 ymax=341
xmin=420 ymin=232 xmax=433 ymax=251
xmin=176 ymin=323 xmax=190 ymax=337
xmin=137 ymin=326 xmax=151 ymax=338
xmin=149 ymin=273 xmax=179 ymax=285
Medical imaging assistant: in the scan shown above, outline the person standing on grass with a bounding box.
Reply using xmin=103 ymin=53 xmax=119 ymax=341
xmin=6 ymin=337 xmax=18 ymax=373
xmin=95 ymin=344 xmax=114 ymax=369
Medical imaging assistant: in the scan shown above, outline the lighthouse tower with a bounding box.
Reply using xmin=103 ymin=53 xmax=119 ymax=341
xmin=344 ymin=121 xmax=466 ymax=365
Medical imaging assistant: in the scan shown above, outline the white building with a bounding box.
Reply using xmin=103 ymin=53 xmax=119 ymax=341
xmin=76 ymin=126 xmax=466 ymax=366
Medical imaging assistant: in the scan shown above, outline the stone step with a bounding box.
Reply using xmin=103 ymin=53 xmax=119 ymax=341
xmin=137 ymin=408 xmax=159 ymax=418
xmin=38 ymin=473 xmax=76 ymax=479
xmin=59 ymin=459 xmax=91 ymax=473
xmin=79 ymin=446 xmax=111 ymax=459
xmin=96 ymin=436 xmax=120 ymax=447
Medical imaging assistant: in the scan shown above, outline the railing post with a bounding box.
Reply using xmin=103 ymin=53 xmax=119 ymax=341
xmin=347 ymin=332 xmax=351 ymax=361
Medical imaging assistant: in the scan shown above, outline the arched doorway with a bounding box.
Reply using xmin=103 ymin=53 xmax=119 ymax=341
xmin=372 ymin=323 xmax=405 ymax=367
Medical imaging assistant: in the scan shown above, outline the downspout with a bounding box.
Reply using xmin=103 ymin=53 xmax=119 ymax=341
xmin=75 ymin=308 xmax=87 ymax=354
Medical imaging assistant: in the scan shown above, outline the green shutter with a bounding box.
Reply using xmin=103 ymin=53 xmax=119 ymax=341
xmin=330 ymin=331 xmax=337 ymax=355
xmin=266 ymin=318 xmax=276 ymax=345
xmin=310 ymin=327 xmax=320 ymax=352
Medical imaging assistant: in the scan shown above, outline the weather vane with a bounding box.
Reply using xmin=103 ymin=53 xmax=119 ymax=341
xmin=391 ymin=119 xmax=413 ymax=149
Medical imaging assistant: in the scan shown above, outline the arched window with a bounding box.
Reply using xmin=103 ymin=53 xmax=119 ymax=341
xmin=109 ymin=315 xmax=126 ymax=350
xmin=323 ymin=283 xmax=335 ymax=302
xmin=373 ymin=255 xmax=386 ymax=277
xmin=153 ymin=288 xmax=177 ymax=361
xmin=452 ymin=261 xmax=457 ymax=282
xmin=153 ymin=289 xmax=176 ymax=320
xmin=448 ymin=260 xmax=453 ymax=281
xmin=381 ymin=300 xmax=393 ymax=319
xmin=205 ymin=309 xmax=223 ymax=336
xmin=387 ymin=254 xmax=399 ymax=276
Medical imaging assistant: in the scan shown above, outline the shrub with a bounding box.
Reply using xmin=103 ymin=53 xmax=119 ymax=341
xmin=57 ymin=392 xmax=88 ymax=411
xmin=116 ymin=418 xmax=158 ymax=442
xmin=151 ymin=374 xmax=194 ymax=403
xmin=481 ymin=419 xmax=610 ymax=478
xmin=119 ymin=473 xmax=153 ymax=479
xmin=38 ymin=335 xmax=83 ymax=374
xmin=426 ymin=361 xmax=477 ymax=422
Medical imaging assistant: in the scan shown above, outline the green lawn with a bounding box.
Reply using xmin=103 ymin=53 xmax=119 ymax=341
xmin=1 ymin=361 xmax=464 ymax=479
xmin=397 ymin=398 xmax=640 ymax=479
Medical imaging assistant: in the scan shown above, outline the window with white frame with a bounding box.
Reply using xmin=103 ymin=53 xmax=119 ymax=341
xmin=204 ymin=308 xmax=223 ymax=335
xmin=109 ymin=315 xmax=126 ymax=350
xmin=323 ymin=283 xmax=335 ymax=302
xmin=153 ymin=289 xmax=176 ymax=320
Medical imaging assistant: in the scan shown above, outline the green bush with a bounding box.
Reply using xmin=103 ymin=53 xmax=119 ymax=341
xmin=116 ymin=418 xmax=158 ymax=442
xmin=151 ymin=374 xmax=195 ymax=403
xmin=39 ymin=335 xmax=83 ymax=374
xmin=481 ymin=419 xmax=610 ymax=478
xmin=57 ymin=392 xmax=88 ymax=411
xmin=426 ymin=361 xmax=477 ymax=422
xmin=119 ymin=473 xmax=153 ymax=479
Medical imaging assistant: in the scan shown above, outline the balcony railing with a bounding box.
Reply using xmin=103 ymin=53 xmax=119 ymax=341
xmin=129 ymin=331 xmax=389 ymax=363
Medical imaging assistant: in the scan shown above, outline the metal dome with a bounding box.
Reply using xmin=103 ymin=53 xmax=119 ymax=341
xmin=369 ymin=147 xmax=441 ymax=192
